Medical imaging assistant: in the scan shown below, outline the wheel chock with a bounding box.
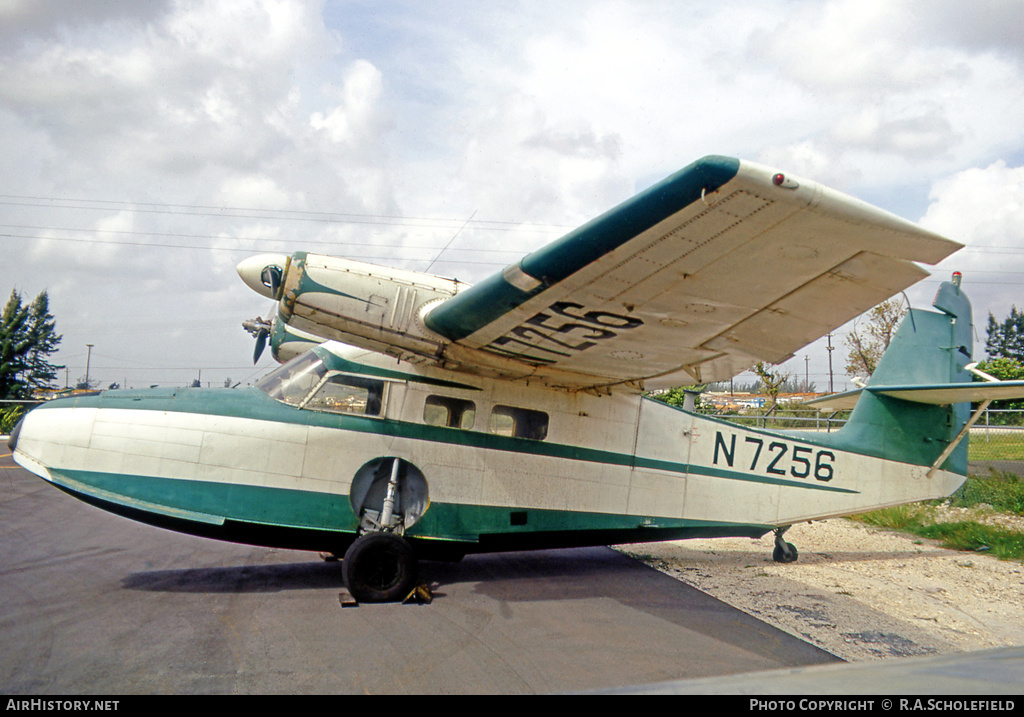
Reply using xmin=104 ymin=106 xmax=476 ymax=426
xmin=403 ymin=584 xmax=433 ymax=605
xmin=338 ymin=588 xmax=359 ymax=607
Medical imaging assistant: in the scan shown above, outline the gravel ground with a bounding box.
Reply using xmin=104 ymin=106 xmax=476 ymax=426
xmin=616 ymin=515 xmax=1024 ymax=662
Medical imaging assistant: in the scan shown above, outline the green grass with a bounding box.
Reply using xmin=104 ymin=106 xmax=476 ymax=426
xmin=969 ymin=433 xmax=1024 ymax=462
xmin=852 ymin=471 xmax=1024 ymax=562
xmin=949 ymin=471 xmax=1024 ymax=515
xmin=855 ymin=503 xmax=933 ymax=532
xmin=916 ymin=522 xmax=1024 ymax=561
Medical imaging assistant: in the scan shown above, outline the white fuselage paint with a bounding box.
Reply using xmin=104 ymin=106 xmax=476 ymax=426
xmin=13 ymin=368 xmax=966 ymax=535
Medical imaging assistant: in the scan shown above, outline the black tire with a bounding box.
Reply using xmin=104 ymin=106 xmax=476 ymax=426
xmin=772 ymin=541 xmax=798 ymax=564
xmin=343 ymin=532 xmax=418 ymax=603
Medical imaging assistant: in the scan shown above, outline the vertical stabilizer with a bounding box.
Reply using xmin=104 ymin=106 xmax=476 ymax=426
xmin=823 ymin=275 xmax=973 ymax=474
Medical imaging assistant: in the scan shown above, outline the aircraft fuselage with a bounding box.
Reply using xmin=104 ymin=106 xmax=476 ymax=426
xmin=10 ymin=343 xmax=966 ymax=560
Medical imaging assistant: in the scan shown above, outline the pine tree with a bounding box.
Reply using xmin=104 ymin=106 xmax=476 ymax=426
xmin=24 ymin=291 xmax=62 ymax=392
xmin=985 ymin=307 xmax=1024 ymax=362
xmin=0 ymin=289 xmax=63 ymax=399
xmin=0 ymin=291 xmax=31 ymax=399
xmin=975 ymin=356 xmax=1024 ymax=413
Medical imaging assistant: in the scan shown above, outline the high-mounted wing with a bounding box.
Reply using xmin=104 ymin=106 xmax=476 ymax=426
xmin=239 ymin=156 xmax=961 ymax=391
xmin=424 ymin=156 xmax=960 ymax=388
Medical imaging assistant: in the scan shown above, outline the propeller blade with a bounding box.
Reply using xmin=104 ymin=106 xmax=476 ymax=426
xmin=253 ymin=327 xmax=269 ymax=364
xmin=261 ymin=265 xmax=282 ymax=299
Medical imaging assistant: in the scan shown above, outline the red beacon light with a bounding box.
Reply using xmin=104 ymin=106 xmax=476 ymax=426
xmin=772 ymin=173 xmax=799 ymax=189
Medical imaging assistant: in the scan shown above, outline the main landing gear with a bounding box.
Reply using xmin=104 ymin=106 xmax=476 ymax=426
xmin=341 ymin=456 xmax=429 ymax=604
xmin=342 ymin=531 xmax=419 ymax=603
xmin=772 ymin=526 xmax=798 ymax=564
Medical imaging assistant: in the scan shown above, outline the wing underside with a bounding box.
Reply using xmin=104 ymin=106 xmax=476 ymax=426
xmin=424 ymin=156 xmax=962 ymax=389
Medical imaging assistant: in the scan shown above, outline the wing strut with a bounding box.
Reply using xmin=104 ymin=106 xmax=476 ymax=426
xmin=926 ymin=363 xmax=1006 ymax=479
xmin=926 ymin=399 xmax=991 ymax=479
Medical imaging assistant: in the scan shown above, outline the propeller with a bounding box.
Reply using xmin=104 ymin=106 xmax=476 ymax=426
xmin=242 ymin=316 xmax=273 ymax=364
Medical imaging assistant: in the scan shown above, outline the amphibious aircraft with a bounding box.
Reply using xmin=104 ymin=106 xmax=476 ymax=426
xmin=11 ymin=156 xmax=1024 ymax=602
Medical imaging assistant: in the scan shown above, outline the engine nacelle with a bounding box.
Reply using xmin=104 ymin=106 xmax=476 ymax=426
xmin=239 ymin=252 xmax=465 ymax=364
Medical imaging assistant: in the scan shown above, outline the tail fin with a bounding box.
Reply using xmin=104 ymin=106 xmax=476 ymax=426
xmin=869 ymin=276 xmax=973 ymax=387
xmin=819 ymin=275 xmax=974 ymax=474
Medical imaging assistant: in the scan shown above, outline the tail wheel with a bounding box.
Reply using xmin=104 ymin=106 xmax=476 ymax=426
xmin=772 ymin=541 xmax=798 ymax=564
xmin=772 ymin=526 xmax=798 ymax=563
xmin=343 ymin=532 xmax=418 ymax=603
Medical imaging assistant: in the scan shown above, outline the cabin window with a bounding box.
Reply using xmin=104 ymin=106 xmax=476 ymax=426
xmin=489 ymin=405 xmax=549 ymax=441
xmin=423 ymin=395 xmax=476 ymax=429
xmin=303 ymin=374 xmax=384 ymax=416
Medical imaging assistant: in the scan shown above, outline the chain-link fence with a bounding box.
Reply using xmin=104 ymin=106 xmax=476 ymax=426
xmin=970 ymin=409 xmax=1024 ymax=477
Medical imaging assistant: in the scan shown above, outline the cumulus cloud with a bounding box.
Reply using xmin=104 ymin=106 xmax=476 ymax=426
xmin=0 ymin=0 xmax=334 ymax=180
xmin=0 ymin=0 xmax=169 ymax=43
xmin=906 ymin=0 xmax=1024 ymax=65
xmin=830 ymin=108 xmax=960 ymax=160
xmin=918 ymin=160 xmax=1024 ymax=322
xmin=748 ymin=0 xmax=968 ymax=92
xmin=2 ymin=0 xmax=1024 ymax=387
xmin=310 ymin=60 xmax=387 ymax=149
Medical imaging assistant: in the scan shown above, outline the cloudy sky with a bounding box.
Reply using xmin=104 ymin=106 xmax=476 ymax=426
xmin=2 ymin=0 xmax=1023 ymax=391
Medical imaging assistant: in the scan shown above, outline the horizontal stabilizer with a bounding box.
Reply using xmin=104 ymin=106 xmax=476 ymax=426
xmin=806 ymin=380 xmax=1024 ymax=411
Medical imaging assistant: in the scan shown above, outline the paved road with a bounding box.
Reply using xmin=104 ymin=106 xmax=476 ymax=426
xmin=1 ymin=453 xmax=838 ymax=694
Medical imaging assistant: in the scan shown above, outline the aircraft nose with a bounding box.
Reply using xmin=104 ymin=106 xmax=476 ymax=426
xmin=237 ymin=254 xmax=289 ymax=299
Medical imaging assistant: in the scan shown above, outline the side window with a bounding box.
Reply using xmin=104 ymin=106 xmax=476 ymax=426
xmin=304 ymin=375 xmax=384 ymax=416
xmin=489 ymin=405 xmax=549 ymax=441
xmin=423 ymin=395 xmax=476 ymax=429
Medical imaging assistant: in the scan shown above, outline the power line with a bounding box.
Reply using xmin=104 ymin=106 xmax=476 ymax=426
xmin=0 ymin=230 xmax=527 ymax=266
xmin=0 ymin=222 xmax=548 ymax=251
xmin=0 ymin=194 xmax=573 ymax=232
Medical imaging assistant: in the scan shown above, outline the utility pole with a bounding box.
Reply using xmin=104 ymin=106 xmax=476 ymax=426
xmin=804 ymin=355 xmax=810 ymax=393
xmin=85 ymin=344 xmax=94 ymax=390
xmin=826 ymin=333 xmax=835 ymax=394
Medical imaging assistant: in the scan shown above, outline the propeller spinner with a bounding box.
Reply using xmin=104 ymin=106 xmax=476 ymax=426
xmin=236 ymin=254 xmax=289 ymax=299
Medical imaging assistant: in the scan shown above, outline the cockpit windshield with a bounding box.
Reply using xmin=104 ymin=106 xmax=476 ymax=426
xmin=254 ymin=349 xmax=385 ymax=417
xmin=254 ymin=351 xmax=327 ymax=406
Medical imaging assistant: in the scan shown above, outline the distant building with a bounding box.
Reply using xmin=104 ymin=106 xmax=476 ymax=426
xmin=701 ymin=391 xmax=824 ymax=412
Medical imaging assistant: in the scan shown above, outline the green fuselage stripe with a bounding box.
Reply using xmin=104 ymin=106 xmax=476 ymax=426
xmin=45 ymin=466 xmax=772 ymax=545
